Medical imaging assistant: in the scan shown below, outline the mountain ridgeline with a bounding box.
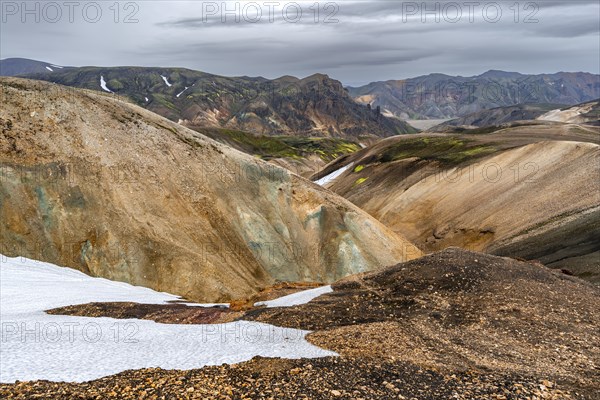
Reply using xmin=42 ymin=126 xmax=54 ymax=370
xmin=0 ymin=57 xmax=69 ymax=76
xmin=349 ymin=70 xmax=600 ymax=119
xmin=430 ymin=100 xmax=600 ymax=132
xmin=17 ymin=64 xmax=416 ymax=139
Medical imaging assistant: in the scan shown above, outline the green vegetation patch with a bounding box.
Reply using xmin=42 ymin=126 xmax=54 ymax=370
xmin=196 ymin=128 xmax=361 ymax=161
xmin=152 ymin=94 xmax=178 ymax=111
xmin=354 ymin=177 xmax=369 ymax=186
xmin=379 ymin=136 xmax=497 ymax=166
xmin=353 ymin=165 xmax=365 ymax=173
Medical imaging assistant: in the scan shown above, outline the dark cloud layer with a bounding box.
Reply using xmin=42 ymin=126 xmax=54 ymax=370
xmin=1 ymin=1 xmax=598 ymax=85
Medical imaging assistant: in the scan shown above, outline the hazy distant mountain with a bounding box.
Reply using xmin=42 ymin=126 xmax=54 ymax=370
xmin=348 ymin=71 xmax=600 ymax=119
xmin=0 ymin=58 xmax=71 ymax=76
xmin=21 ymin=65 xmax=416 ymax=139
xmin=429 ymin=103 xmax=566 ymax=132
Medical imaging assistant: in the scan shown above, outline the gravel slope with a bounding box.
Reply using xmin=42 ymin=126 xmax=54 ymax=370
xmin=2 ymin=249 xmax=598 ymax=398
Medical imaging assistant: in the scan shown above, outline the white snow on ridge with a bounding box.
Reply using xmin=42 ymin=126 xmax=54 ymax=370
xmin=161 ymin=75 xmax=172 ymax=87
xmin=314 ymin=164 xmax=352 ymax=186
xmin=0 ymin=255 xmax=336 ymax=383
xmin=176 ymin=86 xmax=189 ymax=98
xmin=100 ymin=76 xmax=112 ymax=93
xmin=50 ymin=65 xmax=64 ymax=69
xmin=45 ymin=66 xmax=53 ymax=72
xmin=255 ymin=286 xmax=333 ymax=308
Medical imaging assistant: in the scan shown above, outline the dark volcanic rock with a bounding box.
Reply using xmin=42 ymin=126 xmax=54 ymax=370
xmin=246 ymin=249 xmax=600 ymax=395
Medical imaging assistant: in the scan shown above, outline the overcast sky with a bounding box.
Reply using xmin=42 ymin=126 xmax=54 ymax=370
xmin=1 ymin=0 xmax=598 ymax=85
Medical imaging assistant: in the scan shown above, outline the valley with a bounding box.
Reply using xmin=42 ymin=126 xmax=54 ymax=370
xmin=310 ymin=122 xmax=600 ymax=283
xmin=0 ymin=62 xmax=598 ymax=399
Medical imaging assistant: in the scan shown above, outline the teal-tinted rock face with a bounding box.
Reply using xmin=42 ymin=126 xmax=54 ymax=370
xmin=0 ymin=78 xmax=420 ymax=302
xmin=34 ymin=186 xmax=53 ymax=229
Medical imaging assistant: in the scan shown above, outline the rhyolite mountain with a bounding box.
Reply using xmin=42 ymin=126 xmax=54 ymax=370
xmin=312 ymin=122 xmax=600 ymax=283
xmin=17 ymin=64 xmax=416 ymax=139
xmin=537 ymin=99 xmax=600 ymax=125
xmin=348 ymin=70 xmax=600 ymax=119
xmin=0 ymin=77 xmax=421 ymax=302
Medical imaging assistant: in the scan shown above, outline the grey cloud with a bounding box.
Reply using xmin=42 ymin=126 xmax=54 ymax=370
xmin=0 ymin=0 xmax=598 ymax=84
xmin=531 ymin=17 xmax=599 ymax=38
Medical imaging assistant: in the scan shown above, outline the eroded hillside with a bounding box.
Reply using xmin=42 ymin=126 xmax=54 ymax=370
xmin=313 ymin=126 xmax=600 ymax=282
xmin=23 ymin=67 xmax=416 ymax=139
xmin=0 ymin=78 xmax=420 ymax=302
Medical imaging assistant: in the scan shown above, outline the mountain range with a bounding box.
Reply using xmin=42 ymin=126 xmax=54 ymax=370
xmin=4 ymin=59 xmax=599 ymax=132
xmin=348 ymin=70 xmax=600 ymax=119
xmin=0 ymin=59 xmax=415 ymax=140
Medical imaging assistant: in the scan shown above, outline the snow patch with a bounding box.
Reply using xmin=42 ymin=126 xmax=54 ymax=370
xmin=0 ymin=255 xmax=336 ymax=383
xmin=314 ymin=164 xmax=352 ymax=186
xmin=100 ymin=76 xmax=112 ymax=93
xmin=161 ymin=75 xmax=172 ymax=87
xmin=255 ymin=286 xmax=333 ymax=308
xmin=45 ymin=66 xmax=53 ymax=72
xmin=145 ymin=97 xmax=149 ymax=102
xmin=176 ymin=87 xmax=189 ymax=98
xmin=50 ymin=65 xmax=64 ymax=69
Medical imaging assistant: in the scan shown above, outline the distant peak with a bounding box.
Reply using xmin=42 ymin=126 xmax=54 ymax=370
xmin=478 ymin=70 xmax=523 ymax=78
xmin=302 ymin=73 xmax=330 ymax=81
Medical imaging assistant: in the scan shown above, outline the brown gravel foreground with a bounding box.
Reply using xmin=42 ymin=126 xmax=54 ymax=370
xmin=43 ymin=282 xmax=325 ymax=324
xmin=2 ymin=249 xmax=598 ymax=399
xmin=0 ymin=356 xmax=582 ymax=400
xmin=246 ymin=249 xmax=600 ymax=397
xmin=46 ymin=302 xmax=241 ymax=324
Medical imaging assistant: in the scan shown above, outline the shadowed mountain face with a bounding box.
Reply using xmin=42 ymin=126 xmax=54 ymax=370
xmin=432 ymin=100 xmax=600 ymax=133
xmin=348 ymin=71 xmax=600 ymax=119
xmin=311 ymin=124 xmax=600 ymax=283
xmin=0 ymin=77 xmax=421 ymax=302
xmin=17 ymin=66 xmax=416 ymax=139
xmin=0 ymin=58 xmax=71 ymax=76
